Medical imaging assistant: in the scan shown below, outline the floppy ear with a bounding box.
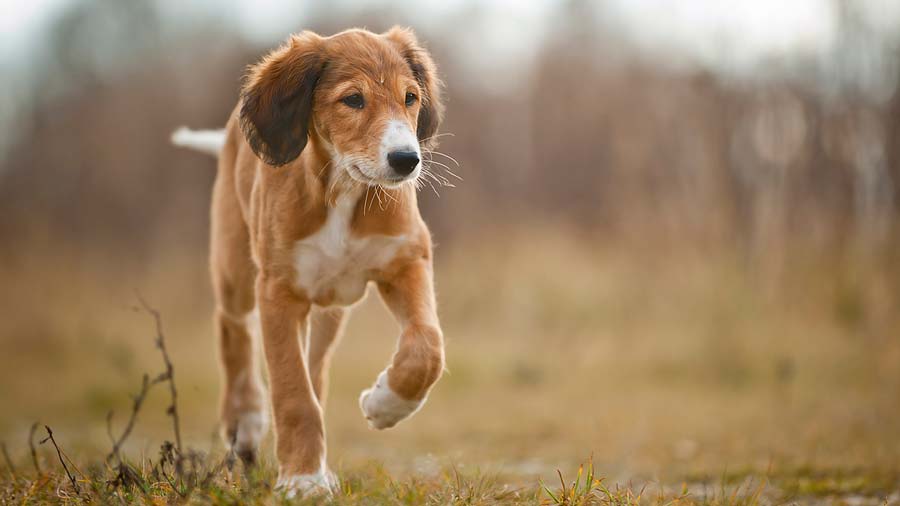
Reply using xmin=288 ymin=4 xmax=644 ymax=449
xmin=385 ymin=27 xmax=444 ymax=148
xmin=239 ymin=32 xmax=325 ymax=167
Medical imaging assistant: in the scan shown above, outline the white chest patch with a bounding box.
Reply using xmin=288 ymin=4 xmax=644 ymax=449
xmin=293 ymin=192 xmax=405 ymax=306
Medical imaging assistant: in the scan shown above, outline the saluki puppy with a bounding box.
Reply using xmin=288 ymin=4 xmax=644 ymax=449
xmin=172 ymin=26 xmax=446 ymax=496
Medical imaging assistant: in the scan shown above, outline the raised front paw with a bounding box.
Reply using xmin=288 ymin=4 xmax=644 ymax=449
xmin=359 ymin=370 xmax=426 ymax=430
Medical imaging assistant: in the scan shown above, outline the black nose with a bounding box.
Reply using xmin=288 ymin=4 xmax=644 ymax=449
xmin=387 ymin=150 xmax=420 ymax=176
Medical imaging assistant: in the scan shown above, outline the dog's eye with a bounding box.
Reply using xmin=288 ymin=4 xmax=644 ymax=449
xmin=405 ymin=92 xmax=418 ymax=106
xmin=341 ymin=94 xmax=365 ymax=109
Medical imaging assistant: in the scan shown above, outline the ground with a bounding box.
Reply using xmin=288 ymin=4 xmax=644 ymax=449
xmin=1 ymin=230 xmax=898 ymax=504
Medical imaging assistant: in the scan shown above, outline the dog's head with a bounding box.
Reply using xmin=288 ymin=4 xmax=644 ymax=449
xmin=239 ymin=27 xmax=444 ymax=188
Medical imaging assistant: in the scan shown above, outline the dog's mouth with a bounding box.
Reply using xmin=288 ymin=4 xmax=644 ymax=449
xmin=347 ymin=164 xmax=414 ymax=188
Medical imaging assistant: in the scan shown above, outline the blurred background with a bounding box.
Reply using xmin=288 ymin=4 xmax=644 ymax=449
xmin=1 ymin=0 xmax=899 ymax=482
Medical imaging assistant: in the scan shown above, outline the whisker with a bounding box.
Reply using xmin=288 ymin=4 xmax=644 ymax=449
xmin=381 ymin=187 xmax=399 ymax=204
xmin=423 ymin=164 xmax=454 ymax=187
xmin=317 ymin=159 xmax=334 ymax=179
xmin=426 ymin=179 xmax=440 ymax=197
xmin=425 ymin=159 xmax=463 ymax=181
xmin=419 ymin=168 xmax=442 ymax=197
xmin=375 ymin=185 xmax=387 ymax=211
xmin=424 ymin=158 xmax=456 ymax=174
xmin=363 ymin=184 xmax=372 ymax=216
xmin=422 ymin=149 xmax=460 ymax=168
xmin=366 ymin=186 xmax=377 ymax=213
xmin=419 ymin=132 xmax=455 ymax=144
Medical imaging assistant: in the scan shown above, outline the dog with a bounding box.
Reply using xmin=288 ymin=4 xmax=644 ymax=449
xmin=171 ymin=27 xmax=446 ymax=496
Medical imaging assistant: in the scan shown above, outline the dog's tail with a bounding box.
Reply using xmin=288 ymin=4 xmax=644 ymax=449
xmin=171 ymin=126 xmax=226 ymax=157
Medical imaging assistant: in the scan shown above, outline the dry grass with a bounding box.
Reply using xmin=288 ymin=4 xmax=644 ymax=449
xmin=0 ymin=228 xmax=898 ymax=504
xmin=1 ymin=452 xmax=897 ymax=505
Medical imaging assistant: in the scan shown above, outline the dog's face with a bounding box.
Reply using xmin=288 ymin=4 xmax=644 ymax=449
xmin=239 ymin=27 xmax=444 ymax=188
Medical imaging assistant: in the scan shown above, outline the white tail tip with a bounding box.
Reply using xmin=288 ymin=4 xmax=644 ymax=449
xmin=171 ymin=126 xmax=226 ymax=157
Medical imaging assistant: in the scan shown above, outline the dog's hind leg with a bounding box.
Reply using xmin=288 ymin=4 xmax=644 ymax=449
xmin=215 ymin=307 xmax=268 ymax=464
xmin=307 ymin=307 xmax=348 ymax=407
xmin=210 ymin=165 xmax=268 ymax=465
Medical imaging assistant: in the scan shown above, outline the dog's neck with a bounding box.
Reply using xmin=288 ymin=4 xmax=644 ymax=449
xmin=299 ymin=134 xmax=352 ymax=208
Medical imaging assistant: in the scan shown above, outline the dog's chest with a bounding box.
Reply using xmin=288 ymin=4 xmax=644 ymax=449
xmin=293 ymin=194 xmax=404 ymax=306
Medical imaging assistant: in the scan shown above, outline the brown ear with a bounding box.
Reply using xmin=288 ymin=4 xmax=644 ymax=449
xmin=385 ymin=27 xmax=444 ymax=148
xmin=239 ymin=32 xmax=325 ymax=166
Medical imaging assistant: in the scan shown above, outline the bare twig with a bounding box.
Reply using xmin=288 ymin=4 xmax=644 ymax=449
xmin=156 ymin=442 xmax=187 ymax=498
xmin=106 ymin=293 xmax=182 ymax=466
xmin=106 ymin=373 xmax=164 ymax=464
xmin=1 ymin=442 xmax=16 ymax=479
xmin=161 ymin=469 xmax=186 ymax=498
xmin=103 ymin=293 xmax=195 ymax=499
xmin=108 ymin=462 xmax=149 ymax=498
xmin=28 ymin=422 xmax=41 ymax=475
xmin=40 ymin=426 xmax=80 ymax=494
xmin=106 ymin=411 xmax=116 ymax=448
xmin=199 ymin=448 xmax=235 ymax=490
xmin=135 ymin=292 xmax=183 ymax=453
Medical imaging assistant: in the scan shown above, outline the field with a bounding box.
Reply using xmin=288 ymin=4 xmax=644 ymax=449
xmin=1 ymin=230 xmax=898 ymax=504
xmin=3 ymin=1 xmax=900 ymax=504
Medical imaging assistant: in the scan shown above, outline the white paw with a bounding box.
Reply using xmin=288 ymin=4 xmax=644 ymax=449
xmin=359 ymin=371 xmax=425 ymax=430
xmin=276 ymin=467 xmax=337 ymax=499
xmin=231 ymin=410 xmax=267 ymax=460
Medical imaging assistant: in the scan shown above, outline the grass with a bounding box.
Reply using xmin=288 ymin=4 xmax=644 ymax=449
xmin=0 ymin=450 xmax=857 ymax=506
xmin=4 ymin=448 xmax=894 ymax=505
xmin=1 ymin=230 xmax=899 ymax=504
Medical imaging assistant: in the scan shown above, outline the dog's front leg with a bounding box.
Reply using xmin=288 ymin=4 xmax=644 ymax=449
xmin=257 ymin=277 xmax=333 ymax=496
xmin=361 ymin=258 xmax=445 ymax=429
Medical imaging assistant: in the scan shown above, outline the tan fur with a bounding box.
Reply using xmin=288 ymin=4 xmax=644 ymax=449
xmin=209 ymin=27 xmax=445 ymax=488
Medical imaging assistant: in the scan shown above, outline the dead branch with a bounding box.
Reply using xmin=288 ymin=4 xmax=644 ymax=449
xmin=135 ymin=292 xmax=183 ymax=454
xmin=40 ymin=425 xmax=80 ymax=494
xmin=200 ymin=445 xmax=236 ymax=490
xmin=105 ymin=411 xmax=115 ymax=448
xmin=106 ymin=373 xmax=166 ymax=464
xmin=107 ymin=461 xmax=149 ymax=499
xmin=161 ymin=469 xmax=186 ymax=498
xmin=1 ymin=442 xmax=16 ymax=479
xmin=155 ymin=442 xmax=187 ymax=498
xmin=28 ymin=422 xmax=41 ymax=475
